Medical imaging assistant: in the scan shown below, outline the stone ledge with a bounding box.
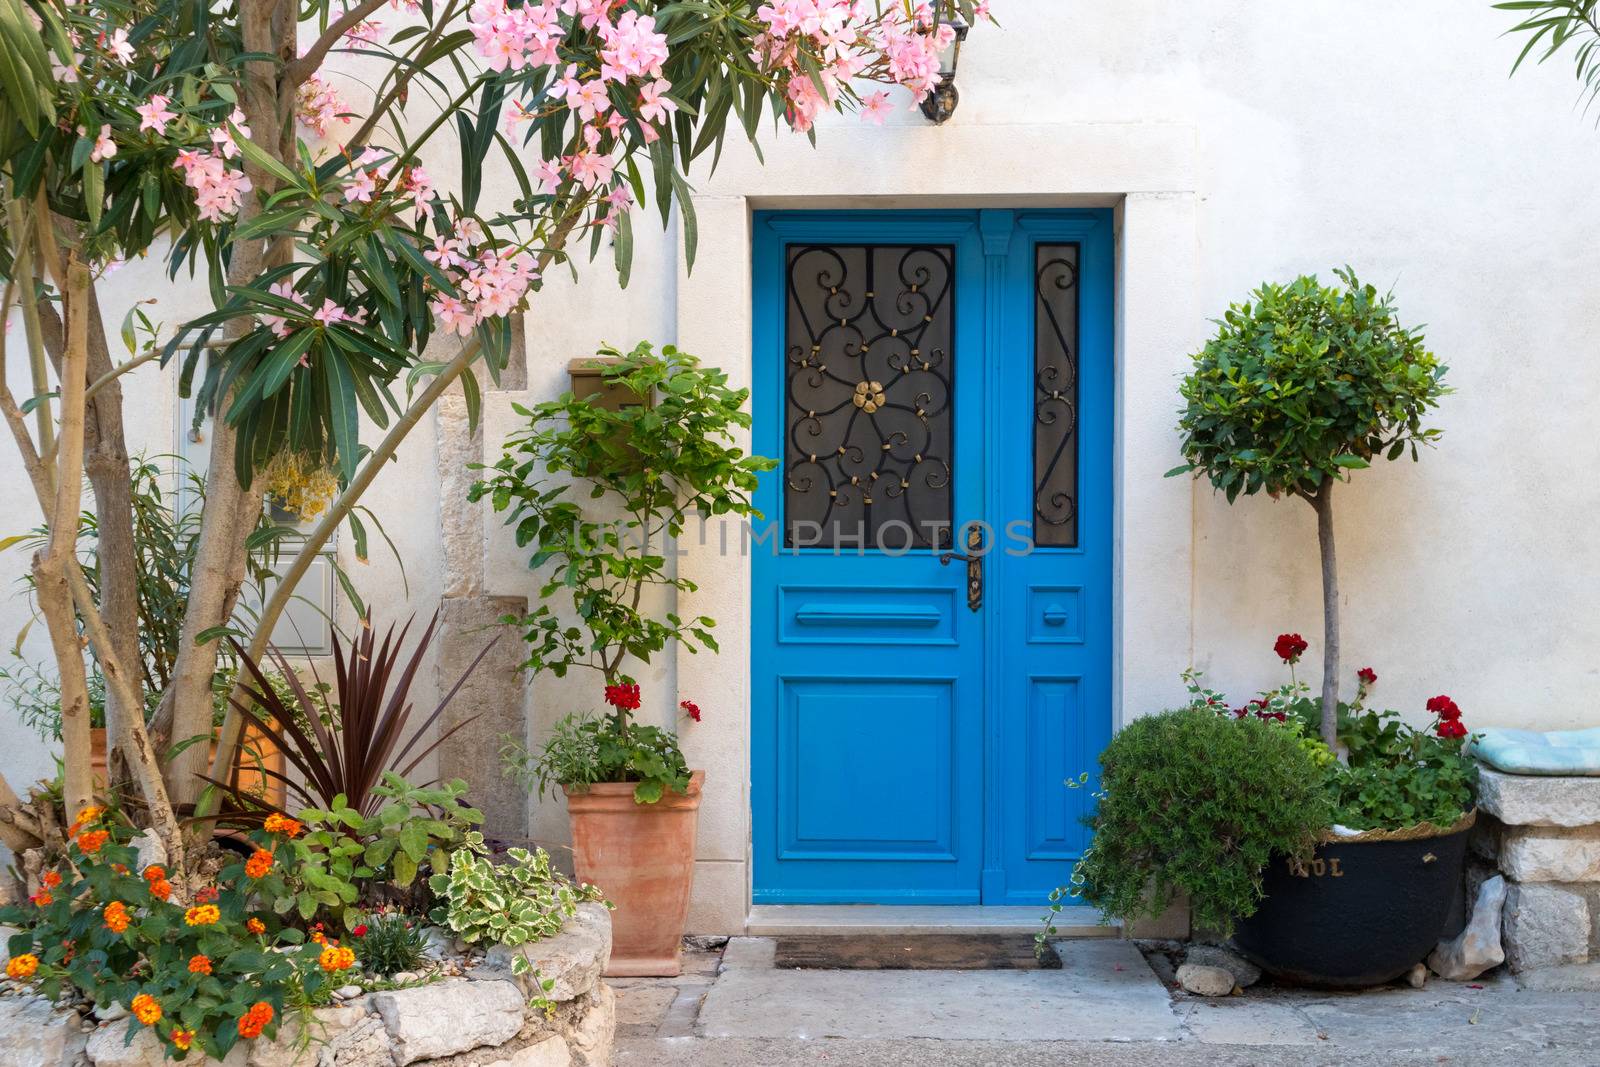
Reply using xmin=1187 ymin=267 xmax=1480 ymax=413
xmin=1500 ymin=827 xmax=1600 ymax=883
xmin=1477 ymin=767 xmax=1600 ymax=828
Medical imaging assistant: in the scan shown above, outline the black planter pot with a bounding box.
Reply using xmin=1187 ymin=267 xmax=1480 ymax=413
xmin=1230 ymin=813 xmax=1474 ymax=988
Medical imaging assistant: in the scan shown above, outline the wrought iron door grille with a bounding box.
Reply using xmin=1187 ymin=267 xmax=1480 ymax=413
xmin=1034 ymin=243 xmax=1080 ymax=547
xmin=782 ymin=244 xmax=955 ymax=550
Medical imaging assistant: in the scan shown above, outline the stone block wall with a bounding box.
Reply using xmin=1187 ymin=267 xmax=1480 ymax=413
xmin=1476 ymin=767 xmax=1600 ymax=972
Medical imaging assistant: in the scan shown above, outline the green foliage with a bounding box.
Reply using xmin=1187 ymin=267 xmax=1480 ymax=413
xmin=427 ymin=839 xmax=603 ymax=966
xmin=503 ymin=714 xmax=691 ymax=805
xmin=1495 ymin=2 xmax=1600 ymax=105
xmin=1319 ymin=706 xmax=1477 ymax=831
xmin=350 ymin=910 xmax=428 ymax=978
xmin=1069 ymin=709 xmax=1332 ymax=936
xmin=0 ymin=810 xmax=323 ymax=1061
xmin=472 ymin=342 xmax=776 ymax=684
xmin=258 ymin=775 xmax=481 ymax=928
xmin=1169 ymin=268 xmax=1448 ymax=502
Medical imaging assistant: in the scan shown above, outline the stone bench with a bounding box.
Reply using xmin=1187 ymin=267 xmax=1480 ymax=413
xmin=1474 ymin=767 xmax=1600 ymax=972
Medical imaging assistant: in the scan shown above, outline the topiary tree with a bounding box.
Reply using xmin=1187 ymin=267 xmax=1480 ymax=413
xmin=1168 ymin=268 xmax=1449 ymax=747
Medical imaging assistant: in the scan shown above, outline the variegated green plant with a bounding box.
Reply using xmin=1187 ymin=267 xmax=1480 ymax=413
xmin=427 ymin=839 xmax=602 ymax=973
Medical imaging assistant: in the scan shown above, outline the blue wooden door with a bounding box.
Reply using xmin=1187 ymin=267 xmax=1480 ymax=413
xmin=752 ymin=210 xmax=1112 ymax=905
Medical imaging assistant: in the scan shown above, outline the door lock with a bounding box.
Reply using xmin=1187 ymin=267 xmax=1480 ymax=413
xmin=938 ymin=527 xmax=984 ymax=612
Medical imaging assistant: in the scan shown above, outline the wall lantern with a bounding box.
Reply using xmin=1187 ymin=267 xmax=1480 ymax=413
xmin=918 ymin=3 xmax=969 ymax=125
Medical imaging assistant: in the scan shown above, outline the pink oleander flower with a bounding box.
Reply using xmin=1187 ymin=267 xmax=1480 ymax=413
xmin=297 ymin=74 xmax=351 ymax=139
xmin=535 ymin=158 xmax=563 ymax=196
xmin=137 ymin=95 xmax=177 ymax=136
xmin=599 ymin=10 xmax=668 ymax=82
xmin=101 ymin=28 xmax=134 ymax=63
xmin=260 ymin=280 xmax=303 ymax=338
xmin=174 ymin=149 xmax=252 ymax=222
xmin=431 ymin=295 xmax=476 ymax=336
xmin=638 ymin=78 xmax=676 ymax=124
xmin=343 ymin=19 xmax=384 ymax=45
xmin=469 ymin=0 xmax=564 ymax=72
xmin=565 ymin=127 xmax=614 ymax=190
xmin=859 ymin=89 xmax=893 ymax=125
xmin=212 ymin=108 xmax=250 ymax=159
xmin=83 ymin=125 xmax=117 ymax=163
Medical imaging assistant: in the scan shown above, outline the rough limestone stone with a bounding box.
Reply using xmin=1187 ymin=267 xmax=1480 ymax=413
xmin=319 ymin=1016 xmax=394 ymax=1067
xmin=1430 ymin=874 xmax=1508 ymax=981
xmin=1477 ymin=768 xmax=1600 ymax=828
xmin=371 ymin=979 xmax=525 ymax=1065
xmin=1504 ymin=883 xmax=1590 ymax=972
xmin=485 ymin=904 xmax=611 ymax=1001
xmin=1185 ymin=946 xmax=1260 ymax=989
xmin=1175 ymin=963 xmax=1235 ymax=997
xmin=0 ymin=997 xmax=89 ymax=1067
xmin=1500 ymin=827 xmax=1600 ymax=882
xmin=246 ymin=1003 xmax=369 ymax=1067
xmin=480 ymin=1037 xmax=571 ymax=1067
xmin=88 ymin=1024 xmax=247 ymax=1067
xmin=562 ymin=984 xmax=614 ymax=1067
xmin=433 ymin=595 xmax=530 ymax=842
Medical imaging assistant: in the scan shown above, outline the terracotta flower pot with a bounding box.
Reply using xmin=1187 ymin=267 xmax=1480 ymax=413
xmin=86 ymin=725 xmax=280 ymax=804
xmin=565 ymin=770 xmax=702 ymax=978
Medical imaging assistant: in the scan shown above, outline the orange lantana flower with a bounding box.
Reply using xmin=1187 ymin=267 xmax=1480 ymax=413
xmin=76 ymin=829 xmax=109 ymax=855
xmin=246 ymin=918 xmax=266 ymax=935
xmin=244 ymin=849 xmax=273 ymax=879
xmin=171 ymin=1028 xmax=195 ymax=1051
xmin=142 ymin=865 xmax=165 ymax=882
xmin=237 ymin=1001 xmax=274 ymax=1039
xmin=188 ymin=954 xmax=212 ymax=975
xmin=131 ymin=993 xmax=162 ymax=1026
xmin=183 ymin=904 xmax=220 ymax=927
xmin=6 ymin=953 xmax=38 ymax=979
xmin=149 ymin=879 xmax=172 ymax=901
xmin=262 ymin=813 xmax=302 ymax=838
xmin=319 ymin=945 xmax=356 ymax=972
xmin=103 ymin=901 xmax=131 ymax=933
xmin=29 ymin=890 xmax=52 ymax=907
xmin=41 ymin=870 xmax=61 ymax=889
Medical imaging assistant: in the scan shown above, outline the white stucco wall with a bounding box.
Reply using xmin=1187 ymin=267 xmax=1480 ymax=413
xmin=4 ymin=1 xmax=1599 ymax=924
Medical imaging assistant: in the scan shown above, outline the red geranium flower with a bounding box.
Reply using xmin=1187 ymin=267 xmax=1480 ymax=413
xmin=680 ymin=700 xmax=702 ymax=723
xmin=1426 ymin=695 xmax=1462 ymax=721
xmin=351 ymin=924 xmax=369 ymax=937
xmin=1356 ymin=667 xmax=1377 ymax=686
xmin=604 ymin=683 xmax=641 ymax=711
xmin=1437 ymin=719 xmax=1468 ymax=739
xmin=1273 ymin=633 xmax=1308 ymax=664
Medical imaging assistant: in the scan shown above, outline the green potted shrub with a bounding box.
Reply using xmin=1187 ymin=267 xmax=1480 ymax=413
xmin=480 ymin=342 xmax=774 ymax=977
xmin=1167 ymin=268 xmax=1449 ymax=748
xmin=1054 ymin=639 xmax=1478 ymax=988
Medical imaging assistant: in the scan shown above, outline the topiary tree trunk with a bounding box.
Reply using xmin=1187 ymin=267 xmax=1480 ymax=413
xmin=1311 ymin=482 xmax=1339 ymax=749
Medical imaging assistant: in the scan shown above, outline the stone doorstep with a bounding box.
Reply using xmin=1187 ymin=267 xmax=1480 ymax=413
xmin=1476 ymin=767 xmax=1600 ymax=828
xmin=1503 ymin=883 xmax=1590 ymax=973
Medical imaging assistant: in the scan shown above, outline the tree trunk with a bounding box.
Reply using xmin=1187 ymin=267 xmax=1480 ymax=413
xmin=161 ymin=0 xmax=289 ymax=816
xmin=36 ymin=285 xmax=143 ymax=770
xmin=1312 ymin=482 xmax=1340 ymax=749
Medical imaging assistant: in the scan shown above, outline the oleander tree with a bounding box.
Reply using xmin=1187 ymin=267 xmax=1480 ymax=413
xmin=1168 ymin=269 xmax=1449 ymax=748
xmin=0 ymin=0 xmax=994 ymax=888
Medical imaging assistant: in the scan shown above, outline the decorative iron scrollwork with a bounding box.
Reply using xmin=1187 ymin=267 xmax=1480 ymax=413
xmin=783 ymin=244 xmax=955 ymax=550
xmin=1034 ymin=244 xmax=1080 ymax=547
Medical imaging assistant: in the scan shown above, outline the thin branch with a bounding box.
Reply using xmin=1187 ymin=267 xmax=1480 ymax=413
xmin=85 ymin=349 xmax=159 ymax=402
xmin=288 ymin=0 xmax=392 ymax=86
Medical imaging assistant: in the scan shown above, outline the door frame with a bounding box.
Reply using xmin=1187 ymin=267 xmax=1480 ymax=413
xmin=749 ymin=208 xmax=1115 ymax=905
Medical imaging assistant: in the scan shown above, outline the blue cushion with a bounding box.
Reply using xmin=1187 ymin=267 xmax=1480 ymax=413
xmin=1467 ymin=728 xmax=1600 ymax=776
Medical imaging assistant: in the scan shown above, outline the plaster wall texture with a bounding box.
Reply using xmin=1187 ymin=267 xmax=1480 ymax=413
xmin=3 ymin=1 xmax=1600 ymax=928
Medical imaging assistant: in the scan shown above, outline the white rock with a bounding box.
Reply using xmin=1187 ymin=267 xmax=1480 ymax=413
xmin=480 ymin=1037 xmax=571 ymax=1067
xmin=96 ymin=1003 xmax=129 ymax=1023
xmin=246 ymin=1003 xmax=368 ymax=1067
xmin=1503 ymin=883 xmax=1590 ymax=972
xmin=1406 ymin=963 xmax=1427 ymax=989
xmin=88 ymin=1024 xmax=247 ymax=1067
xmin=1184 ymin=945 xmax=1260 ymax=989
xmin=563 ymin=984 xmax=614 ymax=1067
xmin=485 ymin=904 xmax=611 ymax=1002
xmin=1175 ymin=963 xmax=1236 ymax=997
xmin=1429 ymin=874 xmax=1508 ymax=981
xmin=371 ymin=978 xmax=524 ymax=1065
xmin=333 ymin=987 xmax=363 ymax=1002
xmin=318 ymin=1016 xmax=393 ymax=1067
xmin=390 ymin=973 xmax=417 ymax=985
xmin=418 ymin=928 xmax=454 ymax=963
xmin=0 ymin=996 xmax=89 ymax=1067
xmin=1476 ymin=768 xmax=1600 ymax=828
xmin=129 ymin=831 xmax=166 ymax=875
xmin=1500 ymin=827 xmax=1600 ymax=882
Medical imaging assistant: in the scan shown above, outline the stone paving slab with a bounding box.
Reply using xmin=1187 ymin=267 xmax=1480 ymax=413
xmin=695 ymin=939 xmax=1181 ymax=1042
